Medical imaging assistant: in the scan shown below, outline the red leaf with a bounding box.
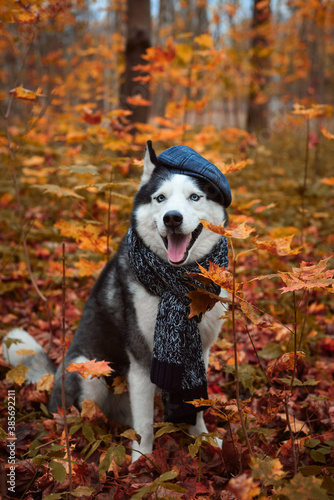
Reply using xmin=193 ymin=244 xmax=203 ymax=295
xmin=308 ymin=131 xmax=319 ymax=150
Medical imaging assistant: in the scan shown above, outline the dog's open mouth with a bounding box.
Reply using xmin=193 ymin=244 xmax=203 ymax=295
xmin=162 ymin=223 xmax=203 ymax=264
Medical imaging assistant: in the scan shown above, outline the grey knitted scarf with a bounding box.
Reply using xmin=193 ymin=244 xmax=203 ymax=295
xmin=127 ymin=226 xmax=229 ymax=425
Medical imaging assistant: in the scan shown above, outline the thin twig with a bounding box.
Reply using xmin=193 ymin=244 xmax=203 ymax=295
xmin=230 ymin=239 xmax=253 ymax=460
xmin=298 ymin=291 xmax=310 ymax=351
xmin=61 ymin=242 xmax=73 ymax=496
xmin=245 ymin=323 xmax=270 ymax=384
xmin=300 ymin=116 xmax=310 ymax=244
xmin=284 ymin=396 xmax=298 ymax=475
xmin=290 ymin=291 xmax=298 ymax=393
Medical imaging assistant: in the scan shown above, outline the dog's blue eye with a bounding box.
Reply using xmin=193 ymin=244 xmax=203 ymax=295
xmin=190 ymin=193 xmax=200 ymax=201
xmin=156 ymin=194 xmax=165 ymax=203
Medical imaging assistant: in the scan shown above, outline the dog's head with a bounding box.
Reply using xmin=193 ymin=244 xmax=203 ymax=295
xmin=132 ymin=141 xmax=231 ymax=266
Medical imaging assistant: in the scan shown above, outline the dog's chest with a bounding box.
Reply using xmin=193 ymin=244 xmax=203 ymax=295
xmin=129 ymin=281 xmax=227 ymax=352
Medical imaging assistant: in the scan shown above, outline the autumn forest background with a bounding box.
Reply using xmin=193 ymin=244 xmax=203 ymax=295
xmin=0 ymin=0 xmax=334 ymax=498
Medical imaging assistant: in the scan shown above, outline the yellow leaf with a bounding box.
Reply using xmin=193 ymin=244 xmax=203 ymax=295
xmin=32 ymin=184 xmax=84 ymax=199
xmin=13 ymin=10 xmax=38 ymax=24
xmin=15 ymin=349 xmax=37 ymax=356
xmin=112 ymin=376 xmax=128 ymax=394
xmin=252 ymin=235 xmax=301 ymax=256
xmin=6 ymin=363 xmax=28 ymax=385
xmin=194 ymin=33 xmax=214 ymax=49
xmin=37 ymin=374 xmax=54 ymax=392
xmin=277 ymin=413 xmax=310 ymax=434
xmin=9 ymin=85 xmax=37 ymax=101
xmin=176 ymin=43 xmax=193 ymax=64
xmin=80 ymin=400 xmax=108 ymax=421
xmin=22 ymin=155 xmax=45 ymax=166
xmin=74 ymin=259 xmax=105 ymax=277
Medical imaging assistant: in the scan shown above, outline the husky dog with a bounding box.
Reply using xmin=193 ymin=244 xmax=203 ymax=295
xmin=4 ymin=141 xmax=231 ymax=462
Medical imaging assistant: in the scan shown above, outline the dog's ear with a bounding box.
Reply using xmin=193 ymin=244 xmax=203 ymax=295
xmin=140 ymin=140 xmax=158 ymax=186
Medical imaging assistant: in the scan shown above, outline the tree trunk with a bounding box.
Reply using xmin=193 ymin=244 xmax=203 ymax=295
xmin=247 ymin=0 xmax=271 ymax=133
xmin=121 ymin=0 xmax=151 ymax=124
xmin=153 ymin=0 xmax=175 ymax=118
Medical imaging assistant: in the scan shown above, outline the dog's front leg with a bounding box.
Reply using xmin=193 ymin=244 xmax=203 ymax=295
xmin=127 ymin=357 xmax=156 ymax=462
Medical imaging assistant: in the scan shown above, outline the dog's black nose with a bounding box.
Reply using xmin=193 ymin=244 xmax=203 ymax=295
xmin=163 ymin=211 xmax=183 ymax=227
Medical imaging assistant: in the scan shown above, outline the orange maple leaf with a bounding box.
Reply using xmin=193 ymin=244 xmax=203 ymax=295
xmin=321 ymin=177 xmax=334 ymax=186
xmin=186 ymin=289 xmax=221 ymax=319
xmin=81 ymin=399 xmax=108 ymax=421
xmin=278 ymin=258 xmax=334 ymax=294
xmin=201 ymin=220 xmax=255 ymax=240
xmin=195 ymin=262 xmax=243 ymax=294
xmin=266 ymin=352 xmax=305 ymax=382
xmin=291 ymin=103 xmax=328 ymax=119
xmin=66 ymin=359 xmax=113 ymax=379
xmin=219 ymin=159 xmax=254 ymax=175
xmin=9 ymin=85 xmax=43 ymax=101
xmin=252 ymin=235 xmax=301 ymax=256
xmin=126 ymin=95 xmax=152 ymax=106
xmin=320 ymin=126 xmax=334 ymax=140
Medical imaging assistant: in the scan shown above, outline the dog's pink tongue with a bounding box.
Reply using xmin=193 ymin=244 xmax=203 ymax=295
xmin=167 ymin=234 xmax=190 ymax=263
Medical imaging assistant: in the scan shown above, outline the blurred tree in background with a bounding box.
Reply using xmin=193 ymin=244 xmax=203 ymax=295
xmin=1 ymin=0 xmax=333 ymax=135
xmin=1 ymin=1 xmax=334 ymax=497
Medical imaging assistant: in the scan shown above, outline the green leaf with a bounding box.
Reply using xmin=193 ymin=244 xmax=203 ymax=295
xmin=83 ymin=439 xmax=102 ymax=460
xmin=279 ymin=377 xmax=303 ymax=386
xmin=50 ymin=444 xmax=65 ymax=452
xmin=66 ymin=165 xmax=99 ymax=175
xmin=120 ymin=428 xmax=141 ymax=444
xmin=40 ymin=402 xmax=50 ymax=416
xmin=302 ymin=378 xmax=319 ymax=386
xmin=310 ymin=450 xmax=327 ymax=464
xmin=130 ymin=485 xmax=153 ymax=500
xmin=113 ymin=444 xmax=126 ymax=466
xmin=69 ymin=423 xmax=82 ymax=435
xmin=156 ymin=470 xmax=179 ymax=483
xmin=306 ymin=438 xmax=321 ymax=448
xmin=154 ymin=422 xmax=184 ymax=439
xmin=3 ymin=337 xmax=23 ymax=349
xmin=251 ymin=457 xmax=287 ymax=488
xmin=82 ymin=423 xmax=95 ymax=442
xmin=99 ymin=445 xmax=114 ymax=479
xmin=278 ymin=376 xmax=319 ymax=387
xmin=250 ymin=427 xmax=277 ymax=438
xmin=49 ymin=460 xmax=67 ymax=484
xmin=257 ymin=342 xmax=283 ymax=360
xmin=158 ymin=481 xmax=188 ymax=493
xmin=224 ymin=364 xmax=264 ymax=393
xmin=42 ymin=494 xmax=63 ymax=500
xmin=300 ymin=465 xmax=322 ymax=476
xmin=279 ymin=473 xmax=331 ymax=500
xmin=71 ymin=486 xmax=96 ymax=497
xmin=317 ymin=446 xmax=332 ymax=455
xmin=189 ymin=437 xmax=202 ymax=459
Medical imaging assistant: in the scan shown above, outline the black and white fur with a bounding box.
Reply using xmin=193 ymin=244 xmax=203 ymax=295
xmin=3 ymin=144 xmax=228 ymax=461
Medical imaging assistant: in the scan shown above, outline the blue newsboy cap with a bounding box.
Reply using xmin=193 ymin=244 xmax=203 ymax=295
xmin=147 ymin=141 xmax=232 ymax=208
